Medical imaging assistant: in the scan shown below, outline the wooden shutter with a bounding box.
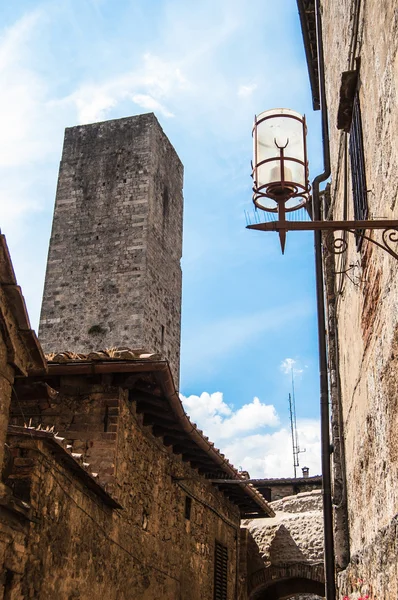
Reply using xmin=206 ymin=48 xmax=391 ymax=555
xmin=214 ymin=541 xmax=228 ymax=600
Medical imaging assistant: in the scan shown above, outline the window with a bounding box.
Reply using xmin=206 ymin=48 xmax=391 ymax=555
xmin=161 ymin=325 xmax=165 ymax=351
xmin=349 ymin=91 xmax=368 ymax=248
xmin=184 ymin=496 xmax=192 ymax=520
xmin=214 ymin=541 xmax=228 ymax=600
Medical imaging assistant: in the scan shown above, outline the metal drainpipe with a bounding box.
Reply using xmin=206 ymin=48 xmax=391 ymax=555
xmin=312 ymin=0 xmax=336 ymax=599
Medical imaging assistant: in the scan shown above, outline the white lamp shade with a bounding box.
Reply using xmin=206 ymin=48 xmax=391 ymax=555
xmin=253 ymin=108 xmax=309 ymax=210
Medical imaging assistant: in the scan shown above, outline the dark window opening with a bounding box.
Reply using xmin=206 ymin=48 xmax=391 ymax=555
xmin=104 ymin=405 xmax=109 ymax=432
xmin=185 ymin=496 xmax=192 ymax=520
xmin=261 ymin=487 xmax=272 ymax=502
xmin=349 ymin=92 xmax=368 ymax=249
xmin=4 ymin=570 xmax=14 ymax=600
xmin=214 ymin=541 xmax=228 ymax=600
xmin=162 ymin=186 xmax=169 ymax=222
xmin=161 ymin=325 xmax=165 ymax=350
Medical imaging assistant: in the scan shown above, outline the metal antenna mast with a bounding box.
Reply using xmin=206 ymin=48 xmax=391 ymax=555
xmin=288 ymin=368 xmax=305 ymax=477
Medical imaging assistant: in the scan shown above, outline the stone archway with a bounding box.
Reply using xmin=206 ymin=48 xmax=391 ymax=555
xmin=248 ymin=564 xmax=325 ymax=600
xmin=250 ymin=576 xmax=324 ymax=599
xmin=242 ymin=491 xmax=325 ymax=600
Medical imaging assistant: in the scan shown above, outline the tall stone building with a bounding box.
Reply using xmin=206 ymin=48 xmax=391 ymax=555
xmin=298 ymin=0 xmax=398 ymax=597
xmin=39 ymin=113 xmax=183 ymax=383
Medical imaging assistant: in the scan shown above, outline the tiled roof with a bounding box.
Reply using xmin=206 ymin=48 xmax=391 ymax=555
xmin=0 ymin=234 xmax=46 ymax=373
xmin=251 ymin=475 xmax=322 ymax=485
xmin=32 ymin=349 xmax=275 ymax=518
xmin=45 ymin=349 xmax=161 ymax=362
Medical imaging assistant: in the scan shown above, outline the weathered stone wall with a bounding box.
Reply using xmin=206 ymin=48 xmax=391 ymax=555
xmin=39 ymin=114 xmax=183 ymax=383
xmin=4 ymin=379 xmax=241 ymax=600
xmin=247 ymin=491 xmax=324 ymax=567
xmin=337 ymin=512 xmax=398 ymax=599
xmin=243 ymin=491 xmax=324 ymax=599
xmin=321 ymin=0 xmax=398 ymax=595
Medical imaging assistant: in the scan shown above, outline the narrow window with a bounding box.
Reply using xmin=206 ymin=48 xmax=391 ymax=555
xmin=185 ymin=496 xmax=192 ymax=520
xmin=103 ymin=405 xmax=109 ymax=432
xmin=162 ymin=186 xmax=169 ymax=220
xmin=161 ymin=325 xmax=165 ymax=351
xmin=349 ymin=91 xmax=368 ymax=248
xmin=261 ymin=487 xmax=272 ymax=502
xmin=214 ymin=541 xmax=228 ymax=600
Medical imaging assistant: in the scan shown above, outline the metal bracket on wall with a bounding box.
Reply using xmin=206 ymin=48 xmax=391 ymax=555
xmin=247 ymin=219 xmax=398 ymax=260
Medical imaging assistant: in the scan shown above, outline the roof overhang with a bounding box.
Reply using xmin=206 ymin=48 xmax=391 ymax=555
xmin=0 ymin=234 xmax=46 ymax=375
xmin=296 ymin=0 xmax=320 ymax=110
xmin=17 ymin=355 xmax=275 ymax=518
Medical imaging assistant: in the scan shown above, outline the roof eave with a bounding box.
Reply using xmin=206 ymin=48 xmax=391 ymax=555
xmin=39 ymin=358 xmax=274 ymax=518
xmin=296 ymin=0 xmax=320 ymax=111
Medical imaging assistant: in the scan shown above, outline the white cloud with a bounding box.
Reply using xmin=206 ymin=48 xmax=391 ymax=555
xmin=182 ymin=392 xmax=279 ymax=440
xmin=180 ymin=391 xmax=321 ymax=478
xmin=0 ymin=10 xmax=51 ymax=168
xmin=280 ymin=357 xmax=304 ymax=377
xmin=61 ymin=53 xmax=189 ymax=124
xmin=238 ymin=83 xmax=257 ymax=97
xmin=131 ymin=94 xmax=174 ymax=118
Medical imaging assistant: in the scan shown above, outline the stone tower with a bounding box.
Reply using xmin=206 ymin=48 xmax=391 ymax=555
xmin=39 ymin=113 xmax=183 ymax=383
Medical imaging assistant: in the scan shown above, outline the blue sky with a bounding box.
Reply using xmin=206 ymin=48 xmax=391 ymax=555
xmin=1 ymin=0 xmax=323 ymax=477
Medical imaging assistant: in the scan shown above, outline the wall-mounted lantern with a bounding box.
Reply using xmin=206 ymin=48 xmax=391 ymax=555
xmin=249 ymin=108 xmax=398 ymax=260
xmin=252 ymin=109 xmax=310 ymax=252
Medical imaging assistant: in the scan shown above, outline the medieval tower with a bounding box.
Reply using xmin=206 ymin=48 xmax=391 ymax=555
xmin=39 ymin=113 xmax=183 ymax=383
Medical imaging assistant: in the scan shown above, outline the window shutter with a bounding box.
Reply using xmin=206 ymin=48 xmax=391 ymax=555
xmin=214 ymin=541 xmax=228 ymax=600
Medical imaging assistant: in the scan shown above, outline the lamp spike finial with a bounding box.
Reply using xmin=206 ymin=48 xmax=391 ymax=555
xmin=279 ymin=229 xmax=287 ymax=254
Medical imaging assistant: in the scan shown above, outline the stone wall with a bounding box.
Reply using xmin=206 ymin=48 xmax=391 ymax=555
xmin=243 ymin=491 xmax=324 ymax=599
xmin=320 ymin=0 xmax=398 ymax=595
xmin=4 ymin=377 xmax=241 ymax=600
xmin=39 ymin=114 xmax=183 ymax=383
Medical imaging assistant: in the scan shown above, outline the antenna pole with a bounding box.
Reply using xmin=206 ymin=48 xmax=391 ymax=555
xmin=288 ymin=393 xmax=297 ymax=478
xmin=289 ymin=367 xmax=306 ymax=478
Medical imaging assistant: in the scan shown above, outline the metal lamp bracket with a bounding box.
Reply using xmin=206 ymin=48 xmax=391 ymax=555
xmin=247 ymin=219 xmax=398 ymax=260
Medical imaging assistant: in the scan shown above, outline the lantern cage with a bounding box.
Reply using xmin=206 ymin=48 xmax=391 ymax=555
xmin=252 ymin=108 xmax=311 ymax=213
xmin=248 ymin=107 xmax=398 ymax=260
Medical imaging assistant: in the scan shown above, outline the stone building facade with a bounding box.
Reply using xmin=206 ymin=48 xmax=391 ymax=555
xmin=298 ymin=0 xmax=398 ymax=597
xmin=39 ymin=114 xmax=183 ymax=383
xmin=1 ymin=350 xmax=272 ymax=600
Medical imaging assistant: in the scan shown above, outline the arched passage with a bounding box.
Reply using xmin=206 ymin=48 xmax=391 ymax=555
xmin=250 ymin=576 xmax=324 ymax=599
xmin=248 ymin=565 xmax=325 ymax=600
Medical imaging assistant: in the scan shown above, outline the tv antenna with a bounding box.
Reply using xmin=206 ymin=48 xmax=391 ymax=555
xmin=288 ymin=367 xmax=306 ymax=477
